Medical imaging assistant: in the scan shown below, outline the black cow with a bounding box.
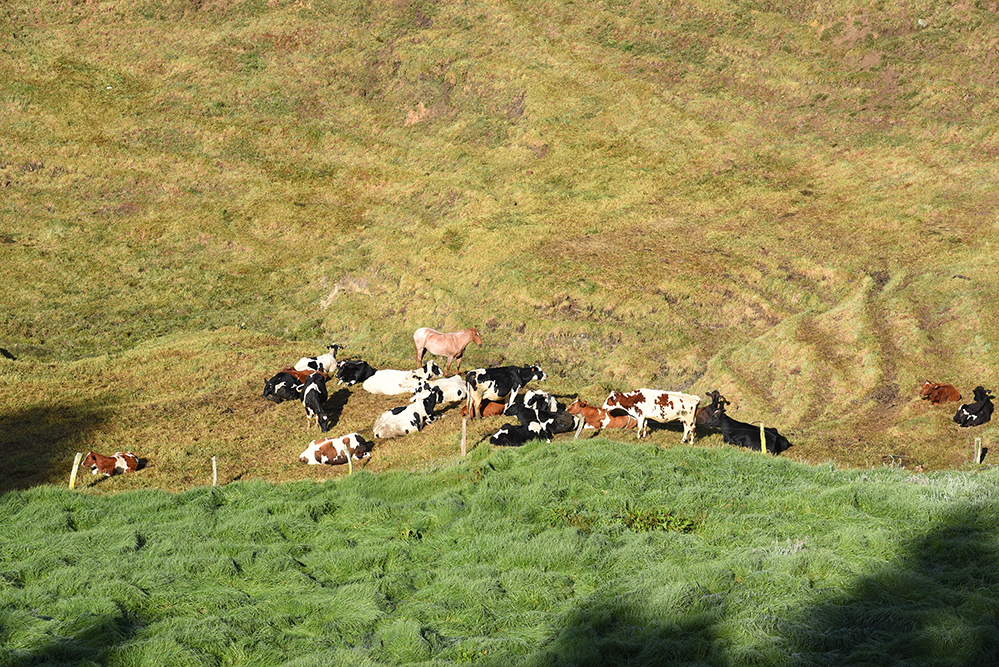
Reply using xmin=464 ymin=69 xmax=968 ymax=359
xmin=954 ymin=386 xmax=994 ymax=428
xmin=263 ymin=372 xmax=304 ymax=403
xmin=704 ymin=407 xmax=792 ymax=455
xmin=301 ymin=371 xmax=333 ymax=432
xmin=465 ymin=364 xmax=547 ymax=419
xmin=336 ymin=359 xmax=377 ymax=386
xmin=489 ymin=421 xmax=553 ymax=447
xmin=695 ymin=389 xmax=728 ymax=425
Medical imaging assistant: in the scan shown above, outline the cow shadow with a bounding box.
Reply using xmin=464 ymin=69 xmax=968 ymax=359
xmin=506 ymin=506 xmax=999 ymax=666
xmin=0 ymin=400 xmax=109 ymax=495
xmin=321 ymin=387 xmax=352 ymax=429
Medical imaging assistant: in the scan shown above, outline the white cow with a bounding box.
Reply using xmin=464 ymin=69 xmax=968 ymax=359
xmin=362 ymin=360 xmax=442 ymax=395
xmin=425 ymin=375 xmax=468 ymax=404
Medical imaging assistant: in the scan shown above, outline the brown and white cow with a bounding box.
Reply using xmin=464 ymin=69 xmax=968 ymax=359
xmin=919 ymin=381 xmax=962 ymax=405
xmin=82 ymin=451 xmax=139 ymax=476
xmin=299 ymin=433 xmax=373 ymax=465
xmin=602 ymin=389 xmax=701 ymax=442
xmin=566 ymin=398 xmax=637 ymax=431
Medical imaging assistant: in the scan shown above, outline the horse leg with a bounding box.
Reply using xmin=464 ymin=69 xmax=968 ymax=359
xmin=414 ymin=342 xmax=423 ymax=367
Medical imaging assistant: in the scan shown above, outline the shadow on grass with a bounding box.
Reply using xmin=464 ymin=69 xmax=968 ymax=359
xmin=3 ymin=611 xmax=138 ymax=667
xmin=0 ymin=400 xmax=108 ymax=494
xmin=516 ymin=507 xmax=999 ymax=667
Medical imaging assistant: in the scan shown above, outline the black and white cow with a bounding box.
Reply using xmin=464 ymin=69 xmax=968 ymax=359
xmin=335 ymin=359 xmax=377 ymax=386
xmin=301 ymin=371 xmax=333 ymax=432
xmin=464 ymin=364 xmax=547 ymax=419
xmin=262 ymin=371 xmax=304 ymax=403
xmin=373 ymin=383 xmax=444 ymax=438
xmin=704 ymin=407 xmax=792 ymax=455
xmin=954 ymin=386 xmax=994 ymax=428
xmin=294 ymin=344 xmax=343 ymax=374
xmin=490 ymin=421 xmax=553 ymax=447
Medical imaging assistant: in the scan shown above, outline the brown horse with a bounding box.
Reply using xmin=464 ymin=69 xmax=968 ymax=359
xmin=414 ymin=326 xmax=482 ymax=375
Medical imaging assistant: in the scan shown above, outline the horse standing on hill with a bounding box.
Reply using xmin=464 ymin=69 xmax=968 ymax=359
xmin=414 ymin=326 xmax=482 ymax=375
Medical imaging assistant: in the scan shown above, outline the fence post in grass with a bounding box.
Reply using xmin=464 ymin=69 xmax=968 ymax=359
xmin=348 ymin=453 xmax=353 ymax=475
xmin=759 ymin=422 xmax=766 ymax=454
xmin=69 ymin=452 xmax=82 ymax=489
xmin=212 ymin=456 xmax=218 ymax=486
xmin=974 ymin=437 xmax=982 ymax=464
xmin=461 ymin=417 xmax=467 ymax=457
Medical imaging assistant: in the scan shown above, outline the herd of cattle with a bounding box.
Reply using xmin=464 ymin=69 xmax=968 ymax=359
xmin=76 ymin=330 xmax=996 ymax=478
xmin=258 ymin=327 xmax=800 ymax=470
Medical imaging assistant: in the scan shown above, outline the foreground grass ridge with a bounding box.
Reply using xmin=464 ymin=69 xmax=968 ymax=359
xmin=2 ymin=445 xmax=999 ymax=665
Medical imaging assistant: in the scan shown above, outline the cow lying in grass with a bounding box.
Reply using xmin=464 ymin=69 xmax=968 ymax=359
xmin=704 ymin=407 xmax=792 ymax=455
xmin=373 ymin=383 xmax=444 ymax=438
xmin=82 ymin=451 xmax=139 ymax=476
xmin=299 ymin=433 xmax=372 ymax=465
xmin=954 ymin=386 xmax=994 ymax=427
xmin=363 ymin=360 xmax=442 ymax=395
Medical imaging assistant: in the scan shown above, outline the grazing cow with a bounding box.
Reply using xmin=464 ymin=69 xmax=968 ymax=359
xmin=294 ymin=344 xmax=343 ymax=373
xmin=262 ymin=371 xmax=304 ymax=403
xmin=414 ymin=327 xmax=482 ymax=375
xmin=602 ymin=389 xmax=701 ymax=441
xmin=704 ymin=407 xmax=792 ymax=454
xmin=301 ymin=371 xmax=334 ymax=432
xmin=336 ymin=359 xmax=377 ymax=386
xmin=299 ymin=433 xmax=373 ymax=465
xmin=920 ymin=381 xmax=962 ymax=405
xmin=464 ymin=364 xmax=547 ymax=419
xmin=82 ymin=451 xmax=139 ymax=476
xmin=362 ymin=360 xmax=443 ymax=395
xmin=695 ymin=389 xmax=729 ymax=425
xmin=373 ymin=383 xmax=445 ymax=438
xmin=567 ymin=398 xmax=637 ymax=430
xmin=954 ymin=386 xmax=994 ymax=427
xmin=460 ymin=399 xmax=506 ymax=418
xmin=426 ymin=375 xmax=469 ymax=404
xmin=489 ymin=421 xmax=553 ymax=447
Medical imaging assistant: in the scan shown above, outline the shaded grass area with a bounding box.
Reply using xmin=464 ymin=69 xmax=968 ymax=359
xmin=2 ymin=445 xmax=998 ymax=666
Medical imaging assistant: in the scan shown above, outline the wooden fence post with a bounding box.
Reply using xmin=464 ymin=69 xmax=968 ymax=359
xmin=69 ymin=452 xmax=82 ymax=489
xmin=461 ymin=417 xmax=467 ymax=457
xmin=759 ymin=422 xmax=766 ymax=454
xmin=212 ymin=456 xmax=218 ymax=486
xmin=974 ymin=438 xmax=982 ymax=465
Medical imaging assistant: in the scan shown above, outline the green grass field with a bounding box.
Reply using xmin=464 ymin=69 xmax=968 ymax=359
xmin=3 ymin=444 xmax=999 ymax=666
xmin=3 ymin=1 xmax=999 ymax=663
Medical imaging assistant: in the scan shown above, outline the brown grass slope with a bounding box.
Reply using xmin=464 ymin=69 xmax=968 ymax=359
xmin=1 ymin=0 xmax=998 ymax=490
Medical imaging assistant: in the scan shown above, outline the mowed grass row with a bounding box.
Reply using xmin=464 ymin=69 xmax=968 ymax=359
xmin=2 ymin=443 xmax=999 ymax=666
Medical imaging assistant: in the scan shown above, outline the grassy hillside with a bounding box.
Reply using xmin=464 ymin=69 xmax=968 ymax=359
xmin=3 ymin=0 xmax=999 ymax=488
xmin=3 ymin=444 xmax=999 ymax=666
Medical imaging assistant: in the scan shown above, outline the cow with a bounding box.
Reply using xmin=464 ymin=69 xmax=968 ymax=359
xmin=954 ymin=386 xmax=994 ymax=427
xmin=425 ymin=375 xmax=469 ymax=404
xmin=81 ymin=451 xmax=139 ymax=476
xmin=294 ymin=344 xmax=343 ymax=373
xmin=262 ymin=371 xmax=304 ymax=403
xmin=695 ymin=389 xmax=729 ymax=425
xmin=704 ymin=407 xmax=792 ymax=454
xmin=920 ymin=381 xmax=962 ymax=405
xmin=602 ymin=389 xmax=700 ymax=442
xmin=373 ymin=383 xmax=444 ymax=438
xmin=414 ymin=327 xmax=482 ymax=375
xmin=299 ymin=433 xmax=373 ymax=465
xmin=460 ymin=399 xmax=506 ymax=418
xmin=464 ymin=364 xmax=547 ymax=419
xmin=567 ymin=398 xmax=637 ymax=431
xmin=301 ymin=371 xmax=334 ymax=432
xmin=336 ymin=359 xmax=377 ymax=386
xmin=489 ymin=421 xmax=553 ymax=447
xmin=362 ymin=360 xmax=443 ymax=395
